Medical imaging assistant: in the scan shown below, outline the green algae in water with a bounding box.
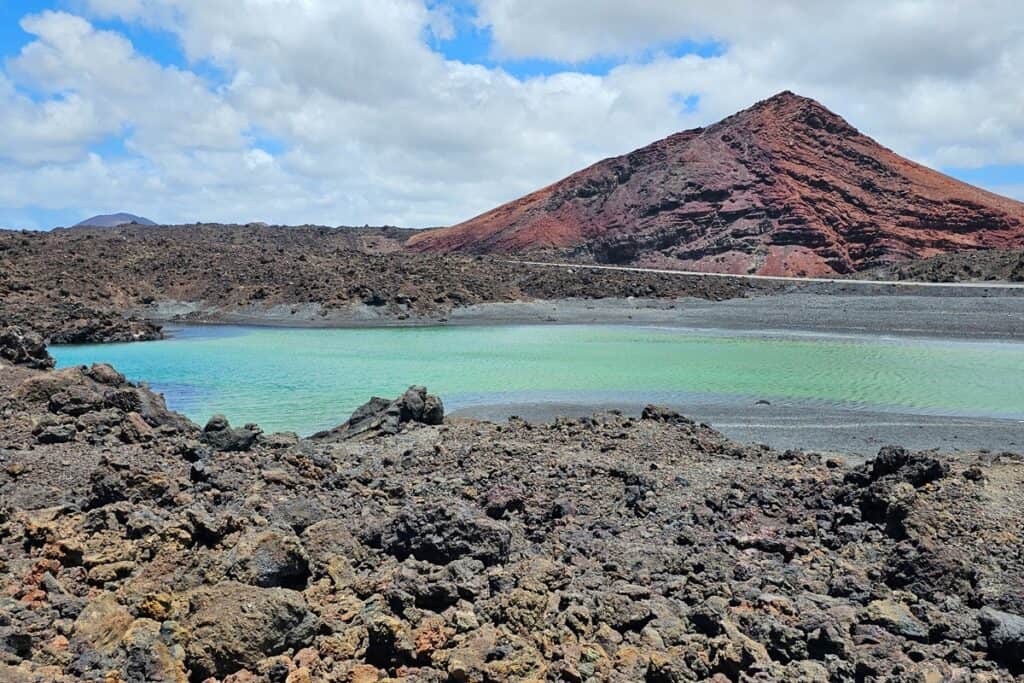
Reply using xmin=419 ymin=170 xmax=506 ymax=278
xmin=51 ymin=324 xmax=1024 ymax=435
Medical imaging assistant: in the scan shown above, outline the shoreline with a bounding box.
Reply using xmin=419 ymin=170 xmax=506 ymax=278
xmin=451 ymin=400 xmax=1024 ymax=462
xmin=139 ymin=291 xmax=1024 ymax=341
xmin=52 ymin=301 xmax=1024 ymax=456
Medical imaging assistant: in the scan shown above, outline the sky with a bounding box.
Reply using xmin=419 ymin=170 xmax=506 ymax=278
xmin=0 ymin=1 xmax=1022 ymax=230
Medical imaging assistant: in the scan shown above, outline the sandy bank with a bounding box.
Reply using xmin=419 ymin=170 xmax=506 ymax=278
xmin=144 ymin=291 xmax=1024 ymax=340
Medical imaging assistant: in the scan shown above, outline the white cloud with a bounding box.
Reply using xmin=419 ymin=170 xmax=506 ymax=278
xmin=472 ymin=0 xmax=1024 ymax=167
xmin=0 ymin=1 xmax=1022 ymax=230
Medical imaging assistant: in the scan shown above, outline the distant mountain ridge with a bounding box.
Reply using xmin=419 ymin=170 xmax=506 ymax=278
xmin=408 ymin=91 xmax=1024 ymax=276
xmin=74 ymin=213 xmax=157 ymax=228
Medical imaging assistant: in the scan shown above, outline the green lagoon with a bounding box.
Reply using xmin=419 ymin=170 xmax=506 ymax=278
xmin=51 ymin=324 xmax=1024 ymax=436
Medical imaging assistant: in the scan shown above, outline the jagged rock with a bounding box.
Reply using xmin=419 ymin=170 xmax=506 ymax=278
xmin=87 ymin=455 xmax=179 ymax=508
xmin=980 ymin=607 xmax=1024 ymax=668
xmin=378 ymin=504 xmax=511 ymax=566
xmin=868 ymin=446 xmax=949 ymax=487
xmin=85 ymin=363 xmax=126 ymax=386
xmin=34 ymin=422 xmax=76 ymax=444
xmin=390 ymin=557 xmax=486 ymax=611
xmin=225 ymin=527 xmax=311 ymax=589
xmin=16 ymin=365 xmax=193 ymax=437
xmin=201 ymin=414 xmax=261 ymax=451
xmin=301 ymin=519 xmax=368 ymax=580
xmin=862 ymin=600 xmax=929 ymax=641
xmin=481 ymin=485 xmax=525 ymax=519
xmin=49 ymin=385 xmax=106 ymax=416
xmin=183 ymin=582 xmax=319 ymax=680
xmin=66 ymin=595 xmax=187 ymax=681
xmin=839 ymin=446 xmax=951 ymax=536
xmin=0 ymin=326 xmax=54 ymax=369
xmin=641 ymin=404 xmax=694 ymax=425
xmin=312 ymin=385 xmax=444 ymax=440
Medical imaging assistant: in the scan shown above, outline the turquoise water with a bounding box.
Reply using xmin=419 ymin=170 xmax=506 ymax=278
xmin=51 ymin=324 xmax=1024 ymax=435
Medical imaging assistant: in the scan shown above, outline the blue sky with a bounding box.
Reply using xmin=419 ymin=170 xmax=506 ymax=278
xmin=427 ymin=0 xmax=725 ymax=79
xmin=0 ymin=1 xmax=1022 ymax=229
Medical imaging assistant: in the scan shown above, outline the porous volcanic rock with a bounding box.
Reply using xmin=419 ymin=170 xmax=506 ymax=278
xmin=0 ymin=326 xmax=54 ymax=369
xmin=2 ymin=358 xmax=1023 ymax=680
xmin=864 ymin=247 xmax=1024 ymax=283
xmin=201 ymin=414 xmax=262 ymax=451
xmin=311 ymin=385 xmax=445 ymax=440
xmin=409 ymin=91 xmax=1024 ymax=276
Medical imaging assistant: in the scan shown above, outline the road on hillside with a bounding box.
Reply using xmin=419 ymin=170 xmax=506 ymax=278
xmin=504 ymin=260 xmax=1024 ymax=290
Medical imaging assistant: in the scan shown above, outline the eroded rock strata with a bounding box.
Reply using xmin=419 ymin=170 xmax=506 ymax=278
xmin=409 ymin=92 xmax=1024 ymax=277
xmin=1 ymin=352 xmax=1023 ymax=681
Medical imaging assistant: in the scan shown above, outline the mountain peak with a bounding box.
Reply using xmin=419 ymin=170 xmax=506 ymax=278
xmin=725 ymin=91 xmax=859 ymax=138
xmin=760 ymin=89 xmax=805 ymax=104
xmin=74 ymin=213 xmax=157 ymax=228
xmin=408 ymin=95 xmax=1024 ymax=276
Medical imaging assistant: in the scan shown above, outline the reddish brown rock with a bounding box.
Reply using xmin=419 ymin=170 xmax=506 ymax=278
xmin=408 ymin=91 xmax=1024 ymax=276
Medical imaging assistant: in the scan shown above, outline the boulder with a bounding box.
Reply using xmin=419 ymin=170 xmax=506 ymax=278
xmin=301 ymin=519 xmax=368 ymax=579
xmin=862 ymin=600 xmax=929 ymax=641
xmin=34 ymin=422 xmax=77 ymax=444
xmin=71 ymin=594 xmax=133 ymax=656
xmin=86 ymin=363 xmax=126 ymax=386
xmin=641 ymin=404 xmax=695 ymax=425
xmin=379 ymin=503 xmax=511 ymax=566
xmin=0 ymin=326 xmax=54 ymax=369
xmin=49 ymin=384 xmax=106 ymax=416
xmin=225 ymin=527 xmax=311 ymax=589
xmin=15 ymin=364 xmax=194 ymax=434
xmin=67 ymin=596 xmax=187 ymax=681
xmin=311 ymin=386 xmax=444 ymax=441
xmin=980 ymin=607 xmax=1024 ymax=668
xmin=869 ymin=446 xmax=949 ymax=487
xmin=183 ymin=582 xmax=319 ymax=680
xmin=201 ymin=414 xmax=261 ymax=451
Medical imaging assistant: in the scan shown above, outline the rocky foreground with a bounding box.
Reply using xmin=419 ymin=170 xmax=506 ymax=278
xmin=1 ymin=331 xmax=1023 ymax=682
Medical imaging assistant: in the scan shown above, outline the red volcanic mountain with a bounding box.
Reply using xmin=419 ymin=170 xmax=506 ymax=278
xmin=408 ymin=92 xmax=1024 ymax=276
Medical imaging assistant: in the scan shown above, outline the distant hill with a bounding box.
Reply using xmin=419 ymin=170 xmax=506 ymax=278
xmin=74 ymin=213 xmax=157 ymax=228
xmin=408 ymin=91 xmax=1024 ymax=277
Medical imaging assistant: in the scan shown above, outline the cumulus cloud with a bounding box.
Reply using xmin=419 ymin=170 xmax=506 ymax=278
xmin=0 ymin=1 xmax=1022 ymax=229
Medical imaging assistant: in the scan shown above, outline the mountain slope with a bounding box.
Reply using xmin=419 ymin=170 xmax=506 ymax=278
xmin=74 ymin=213 xmax=157 ymax=228
xmin=408 ymin=92 xmax=1024 ymax=276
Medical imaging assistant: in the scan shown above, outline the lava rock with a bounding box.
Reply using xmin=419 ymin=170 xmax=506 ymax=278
xmin=34 ymin=422 xmax=77 ymax=444
xmin=0 ymin=326 xmax=55 ymax=369
xmin=862 ymin=599 xmax=929 ymax=641
xmin=225 ymin=527 xmax=311 ymax=589
xmin=869 ymin=446 xmax=949 ymax=487
xmin=86 ymin=363 xmax=126 ymax=386
xmin=980 ymin=607 xmax=1024 ymax=668
xmin=379 ymin=504 xmax=511 ymax=566
xmin=201 ymin=414 xmax=261 ymax=451
xmin=49 ymin=385 xmax=106 ymax=417
xmin=312 ymin=385 xmax=445 ymax=440
xmin=183 ymin=582 xmax=319 ymax=680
